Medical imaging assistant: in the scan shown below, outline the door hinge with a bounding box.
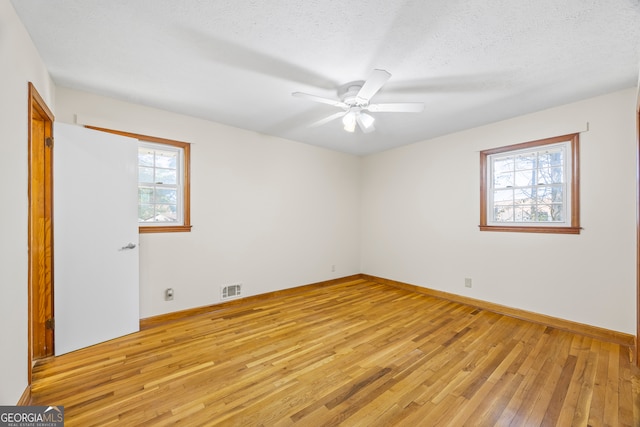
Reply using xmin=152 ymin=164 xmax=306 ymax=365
xmin=45 ymin=137 xmax=53 ymax=148
xmin=45 ymin=318 xmax=55 ymax=330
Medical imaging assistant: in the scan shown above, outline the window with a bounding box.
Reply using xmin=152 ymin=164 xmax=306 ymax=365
xmin=138 ymin=142 xmax=183 ymax=227
xmin=86 ymin=126 xmax=192 ymax=233
xmin=480 ymin=133 xmax=580 ymax=234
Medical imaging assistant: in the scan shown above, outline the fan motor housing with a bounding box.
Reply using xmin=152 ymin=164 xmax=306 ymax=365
xmin=338 ymin=81 xmax=365 ymax=105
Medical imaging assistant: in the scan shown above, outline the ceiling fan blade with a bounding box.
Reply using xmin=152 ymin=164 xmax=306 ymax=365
xmin=292 ymin=92 xmax=348 ymax=109
xmin=355 ymin=69 xmax=391 ymax=104
xmin=309 ymin=111 xmax=347 ymax=128
xmin=367 ymin=102 xmax=424 ymax=113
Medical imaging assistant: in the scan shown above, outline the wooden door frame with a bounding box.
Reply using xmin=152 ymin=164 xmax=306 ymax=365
xmin=637 ymin=105 xmax=640 ymax=367
xmin=28 ymin=82 xmax=55 ymax=383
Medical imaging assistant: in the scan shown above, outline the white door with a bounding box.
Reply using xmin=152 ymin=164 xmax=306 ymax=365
xmin=54 ymin=122 xmax=139 ymax=355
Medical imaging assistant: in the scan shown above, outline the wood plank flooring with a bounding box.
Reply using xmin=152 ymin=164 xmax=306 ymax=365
xmin=29 ymin=278 xmax=640 ymax=426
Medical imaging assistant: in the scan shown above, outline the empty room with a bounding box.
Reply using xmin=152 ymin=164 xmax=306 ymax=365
xmin=1 ymin=0 xmax=640 ymax=425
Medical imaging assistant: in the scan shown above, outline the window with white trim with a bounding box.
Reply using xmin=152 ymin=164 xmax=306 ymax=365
xmin=138 ymin=141 xmax=184 ymax=226
xmin=480 ymin=133 xmax=580 ymax=234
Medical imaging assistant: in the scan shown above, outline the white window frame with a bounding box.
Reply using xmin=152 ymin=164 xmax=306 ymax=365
xmin=138 ymin=141 xmax=184 ymax=227
xmin=480 ymin=133 xmax=580 ymax=234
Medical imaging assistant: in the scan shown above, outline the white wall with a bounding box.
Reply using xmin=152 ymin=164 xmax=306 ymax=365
xmin=362 ymin=88 xmax=638 ymax=334
xmin=0 ymin=0 xmax=55 ymax=405
xmin=54 ymin=88 xmax=362 ymax=318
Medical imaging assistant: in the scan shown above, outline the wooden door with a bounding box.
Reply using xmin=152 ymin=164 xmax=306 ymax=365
xmin=637 ymin=108 xmax=639 ymax=367
xmin=28 ymin=83 xmax=55 ymax=367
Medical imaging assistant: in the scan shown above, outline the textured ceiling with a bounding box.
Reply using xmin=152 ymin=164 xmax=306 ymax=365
xmin=10 ymin=0 xmax=640 ymax=155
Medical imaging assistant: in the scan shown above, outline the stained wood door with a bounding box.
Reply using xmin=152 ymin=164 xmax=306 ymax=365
xmin=29 ymin=83 xmax=54 ymax=361
xmin=53 ymin=123 xmax=140 ymax=355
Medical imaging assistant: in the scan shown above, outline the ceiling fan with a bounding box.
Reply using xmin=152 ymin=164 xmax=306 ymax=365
xmin=292 ymin=69 xmax=424 ymax=133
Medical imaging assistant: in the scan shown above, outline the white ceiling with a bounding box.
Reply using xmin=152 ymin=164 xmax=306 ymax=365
xmin=11 ymin=0 xmax=640 ymax=156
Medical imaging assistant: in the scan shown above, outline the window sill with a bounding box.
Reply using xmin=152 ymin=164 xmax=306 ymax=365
xmin=139 ymin=225 xmax=192 ymax=234
xmin=479 ymin=225 xmax=581 ymax=234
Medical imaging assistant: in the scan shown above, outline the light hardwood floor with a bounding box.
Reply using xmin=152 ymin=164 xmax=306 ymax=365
xmin=29 ymin=278 xmax=639 ymax=426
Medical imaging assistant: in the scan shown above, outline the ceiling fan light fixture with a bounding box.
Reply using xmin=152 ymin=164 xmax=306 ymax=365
xmin=342 ymin=111 xmax=357 ymax=133
xmin=358 ymin=112 xmax=375 ymax=129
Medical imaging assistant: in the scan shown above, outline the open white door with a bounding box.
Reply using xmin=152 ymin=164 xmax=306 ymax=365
xmin=54 ymin=122 xmax=139 ymax=355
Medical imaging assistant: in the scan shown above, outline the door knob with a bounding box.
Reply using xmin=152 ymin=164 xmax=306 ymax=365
xmin=120 ymin=242 xmax=136 ymax=250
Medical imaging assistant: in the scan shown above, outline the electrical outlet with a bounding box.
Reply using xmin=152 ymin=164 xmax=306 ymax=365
xmin=464 ymin=278 xmax=472 ymax=288
xmin=165 ymin=288 xmax=174 ymax=301
xmin=331 ymin=264 xmax=336 ymax=272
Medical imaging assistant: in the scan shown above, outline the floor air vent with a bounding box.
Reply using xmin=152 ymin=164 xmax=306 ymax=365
xmin=221 ymin=283 xmax=242 ymax=300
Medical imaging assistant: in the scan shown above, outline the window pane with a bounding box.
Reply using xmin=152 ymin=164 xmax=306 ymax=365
xmin=549 ymin=204 xmax=563 ymax=221
xmin=515 ymin=153 xmax=536 ymax=171
xmin=514 ymin=188 xmax=534 ymax=205
xmin=494 ymin=156 xmax=514 ymax=173
xmin=551 ymin=167 xmax=563 ymax=183
xmin=535 ymin=205 xmax=563 ymax=222
xmin=155 ymin=150 xmax=177 ymax=169
xmin=493 ymin=189 xmax=513 ymax=204
xmin=138 ymin=149 xmax=154 ymax=167
xmin=155 ymin=204 xmax=177 ymax=222
xmin=138 ymin=204 xmax=155 ymax=222
xmin=155 ymin=168 xmax=177 ymax=185
xmin=494 ymin=172 xmax=513 ymax=188
xmin=535 ymin=205 xmax=551 ymax=222
xmin=536 ymin=186 xmax=563 ymax=203
xmin=494 ymin=206 xmax=513 ymax=222
xmin=155 ymin=188 xmax=177 ymax=204
xmin=514 ymin=205 xmax=534 ymax=222
xmin=138 ymin=187 xmax=153 ymax=204
xmin=515 ymin=170 xmax=535 ymax=187
xmin=538 ymin=149 xmax=563 ymax=167
xmin=139 ymin=167 xmax=154 ymax=183
xmin=536 ymin=166 xmax=563 ymax=184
